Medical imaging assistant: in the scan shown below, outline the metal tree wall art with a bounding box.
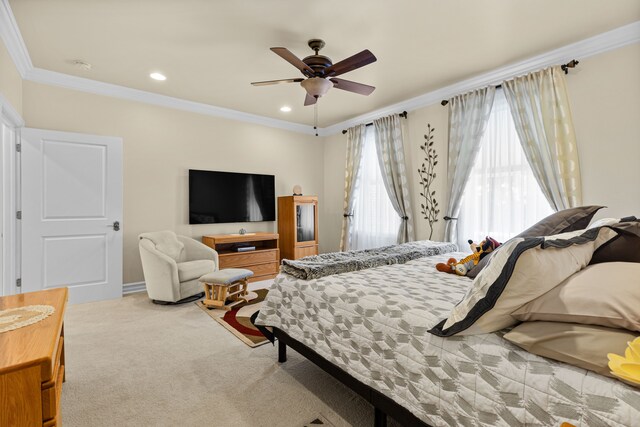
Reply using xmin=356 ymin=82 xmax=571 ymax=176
xmin=418 ymin=124 xmax=440 ymax=239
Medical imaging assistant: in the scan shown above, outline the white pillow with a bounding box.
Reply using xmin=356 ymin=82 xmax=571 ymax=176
xmin=429 ymin=226 xmax=618 ymax=337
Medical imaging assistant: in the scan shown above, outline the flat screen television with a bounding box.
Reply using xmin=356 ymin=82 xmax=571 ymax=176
xmin=189 ymin=170 xmax=276 ymax=224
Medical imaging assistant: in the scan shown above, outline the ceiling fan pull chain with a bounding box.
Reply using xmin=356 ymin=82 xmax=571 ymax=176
xmin=314 ymin=103 xmax=319 ymax=137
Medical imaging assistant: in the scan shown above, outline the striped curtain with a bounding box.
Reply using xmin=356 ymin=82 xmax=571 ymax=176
xmin=340 ymin=125 xmax=366 ymax=251
xmin=503 ymin=66 xmax=582 ymax=210
xmin=443 ymin=86 xmax=496 ymax=243
xmin=373 ymin=114 xmax=415 ymax=244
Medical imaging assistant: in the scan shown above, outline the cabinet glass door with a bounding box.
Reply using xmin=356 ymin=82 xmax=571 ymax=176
xmin=296 ymin=204 xmax=315 ymax=242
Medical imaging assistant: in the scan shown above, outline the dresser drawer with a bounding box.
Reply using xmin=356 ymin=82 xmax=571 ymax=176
xmin=219 ymin=250 xmax=278 ymax=268
xmin=42 ymin=336 xmax=64 ymax=421
xmin=246 ymin=262 xmax=279 ymax=277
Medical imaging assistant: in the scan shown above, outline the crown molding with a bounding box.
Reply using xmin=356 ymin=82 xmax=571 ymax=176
xmin=0 ymin=0 xmax=638 ymax=137
xmin=0 ymin=92 xmax=24 ymax=127
xmin=24 ymin=67 xmax=317 ymax=135
xmin=0 ymin=0 xmax=31 ymax=76
xmin=320 ymin=20 xmax=640 ymax=136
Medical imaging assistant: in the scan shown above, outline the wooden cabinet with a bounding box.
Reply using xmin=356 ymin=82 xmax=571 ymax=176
xmin=278 ymin=196 xmax=319 ymax=261
xmin=0 ymin=288 xmax=67 ymax=427
xmin=202 ymin=232 xmax=280 ymax=282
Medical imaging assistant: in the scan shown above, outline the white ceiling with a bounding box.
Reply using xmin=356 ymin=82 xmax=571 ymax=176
xmin=9 ymin=0 xmax=640 ymax=127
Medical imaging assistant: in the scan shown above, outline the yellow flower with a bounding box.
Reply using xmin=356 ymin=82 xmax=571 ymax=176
xmin=608 ymin=336 xmax=640 ymax=386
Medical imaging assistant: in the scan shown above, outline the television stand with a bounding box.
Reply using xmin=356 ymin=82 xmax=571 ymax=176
xmin=202 ymin=232 xmax=280 ymax=282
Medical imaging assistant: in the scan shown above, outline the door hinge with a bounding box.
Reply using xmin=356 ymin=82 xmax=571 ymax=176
xmin=16 ymin=142 xmax=21 ymax=152
xmin=16 ymin=278 xmax=21 ymax=289
xmin=16 ymin=210 xmax=22 ymax=220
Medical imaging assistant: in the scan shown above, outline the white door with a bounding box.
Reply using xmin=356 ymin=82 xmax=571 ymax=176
xmin=21 ymin=128 xmax=122 ymax=304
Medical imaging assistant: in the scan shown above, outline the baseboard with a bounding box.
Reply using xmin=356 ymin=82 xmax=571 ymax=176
xmin=123 ymin=281 xmax=146 ymax=295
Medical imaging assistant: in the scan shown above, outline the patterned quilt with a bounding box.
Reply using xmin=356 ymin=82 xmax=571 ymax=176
xmin=255 ymin=252 xmax=640 ymax=427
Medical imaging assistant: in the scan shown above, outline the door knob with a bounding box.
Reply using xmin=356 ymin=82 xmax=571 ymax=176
xmin=108 ymin=221 xmax=120 ymax=231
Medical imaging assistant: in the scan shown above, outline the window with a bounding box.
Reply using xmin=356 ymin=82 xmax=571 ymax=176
xmin=457 ymin=90 xmax=553 ymax=249
xmin=351 ymin=127 xmax=400 ymax=250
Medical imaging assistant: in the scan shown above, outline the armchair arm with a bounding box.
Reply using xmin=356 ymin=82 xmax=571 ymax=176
xmin=178 ymin=236 xmax=219 ymax=270
xmin=139 ymin=239 xmax=181 ymax=302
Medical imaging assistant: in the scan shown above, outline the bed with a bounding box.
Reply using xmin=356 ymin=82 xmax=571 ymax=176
xmin=255 ymin=249 xmax=640 ymax=427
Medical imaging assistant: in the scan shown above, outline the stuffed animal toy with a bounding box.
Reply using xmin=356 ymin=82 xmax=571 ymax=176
xmin=436 ymin=236 xmax=501 ymax=276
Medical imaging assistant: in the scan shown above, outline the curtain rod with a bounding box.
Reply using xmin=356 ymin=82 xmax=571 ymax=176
xmin=440 ymin=59 xmax=580 ymax=106
xmin=341 ymin=111 xmax=408 ymax=134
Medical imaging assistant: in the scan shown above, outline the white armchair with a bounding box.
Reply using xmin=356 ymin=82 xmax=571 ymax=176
xmin=139 ymin=230 xmax=218 ymax=303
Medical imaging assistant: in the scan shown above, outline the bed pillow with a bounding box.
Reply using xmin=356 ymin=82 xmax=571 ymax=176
xmin=512 ymin=262 xmax=640 ymax=331
xmin=504 ymin=321 xmax=638 ymax=377
xmin=516 ymin=205 xmax=605 ymax=237
xmin=466 ymin=206 xmax=605 ymax=279
xmin=429 ymin=226 xmax=619 ymax=337
xmin=590 ymin=218 xmax=640 ymax=265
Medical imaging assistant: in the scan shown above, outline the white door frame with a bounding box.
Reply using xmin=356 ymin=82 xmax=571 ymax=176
xmin=0 ymin=93 xmax=23 ymax=297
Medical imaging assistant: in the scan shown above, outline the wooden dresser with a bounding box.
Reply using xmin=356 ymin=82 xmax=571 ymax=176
xmin=202 ymin=232 xmax=280 ymax=282
xmin=0 ymin=288 xmax=67 ymax=427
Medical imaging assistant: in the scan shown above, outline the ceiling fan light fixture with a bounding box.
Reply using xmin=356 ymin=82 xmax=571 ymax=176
xmin=300 ymin=77 xmax=333 ymax=98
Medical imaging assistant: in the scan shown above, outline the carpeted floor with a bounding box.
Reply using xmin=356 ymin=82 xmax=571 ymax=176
xmin=61 ymin=282 xmax=402 ymax=427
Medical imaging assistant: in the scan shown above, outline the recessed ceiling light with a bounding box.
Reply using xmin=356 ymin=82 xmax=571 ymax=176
xmin=150 ymin=72 xmax=166 ymax=81
xmin=280 ymin=106 xmax=292 ymax=112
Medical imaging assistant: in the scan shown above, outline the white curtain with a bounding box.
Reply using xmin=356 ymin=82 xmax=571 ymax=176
xmin=443 ymin=86 xmax=496 ymax=243
xmin=457 ymin=90 xmax=553 ymax=248
xmin=351 ymin=126 xmax=400 ymax=250
xmin=503 ymin=66 xmax=582 ymax=210
xmin=373 ymin=114 xmax=415 ymax=244
xmin=340 ymin=125 xmax=366 ymax=251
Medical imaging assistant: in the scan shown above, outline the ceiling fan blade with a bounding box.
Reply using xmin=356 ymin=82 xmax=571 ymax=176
xmin=330 ymin=78 xmax=375 ymax=96
xmin=323 ymin=49 xmax=377 ymax=77
xmin=304 ymin=93 xmax=317 ymax=106
xmin=271 ymin=47 xmax=315 ymax=76
xmin=251 ymin=78 xmax=304 ymax=86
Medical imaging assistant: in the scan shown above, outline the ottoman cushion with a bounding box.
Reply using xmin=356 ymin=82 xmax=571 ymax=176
xmin=199 ymin=268 xmax=254 ymax=285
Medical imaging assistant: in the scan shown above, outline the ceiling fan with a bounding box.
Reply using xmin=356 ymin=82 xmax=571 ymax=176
xmin=251 ymin=39 xmax=377 ymax=106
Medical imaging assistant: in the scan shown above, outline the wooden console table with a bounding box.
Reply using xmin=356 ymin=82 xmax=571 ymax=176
xmin=0 ymin=287 xmax=67 ymax=427
xmin=202 ymin=232 xmax=280 ymax=282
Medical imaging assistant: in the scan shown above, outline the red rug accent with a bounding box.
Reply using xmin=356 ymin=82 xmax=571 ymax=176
xmin=196 ymin=288 xmax=270 ymax=347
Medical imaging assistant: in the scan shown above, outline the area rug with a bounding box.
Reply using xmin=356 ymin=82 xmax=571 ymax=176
xmin=196 ymin=288 xmax=270 ymax=347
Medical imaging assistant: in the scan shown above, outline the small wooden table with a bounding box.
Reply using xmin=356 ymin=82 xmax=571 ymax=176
xmin=0 ymin=287 xmax=67 ymax=427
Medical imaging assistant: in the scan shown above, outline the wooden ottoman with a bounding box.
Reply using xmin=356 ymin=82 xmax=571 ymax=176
xmin=199 ymin=268 xmax=256 ymax=310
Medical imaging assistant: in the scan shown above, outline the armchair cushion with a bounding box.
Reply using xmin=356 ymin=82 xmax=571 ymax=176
xmin=140 ymin=230 xmax=184 ymax=261
xmin=177 ymin=260 xmax=216 ymax=282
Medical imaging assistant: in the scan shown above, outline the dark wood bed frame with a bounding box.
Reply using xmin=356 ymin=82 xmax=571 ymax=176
xmin=273 ymin=328 xmax=432 ymax=427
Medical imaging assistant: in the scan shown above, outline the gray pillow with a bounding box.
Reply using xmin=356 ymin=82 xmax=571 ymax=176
xmin=590 ymin=218 xmax=640 ymax=265
xmin=467 ymin=205 xmax=605 ymax=279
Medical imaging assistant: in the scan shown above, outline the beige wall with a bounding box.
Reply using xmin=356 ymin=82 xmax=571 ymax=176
xmin=319 ymin=43 xmax=640 ymax=252
xmin=568 ymin=43 xmax=640 ymax=219
xmin=22 ymin=82 xmax=324 ymax=284
xmin=0 ymin=38 xmax=22 ymax=115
